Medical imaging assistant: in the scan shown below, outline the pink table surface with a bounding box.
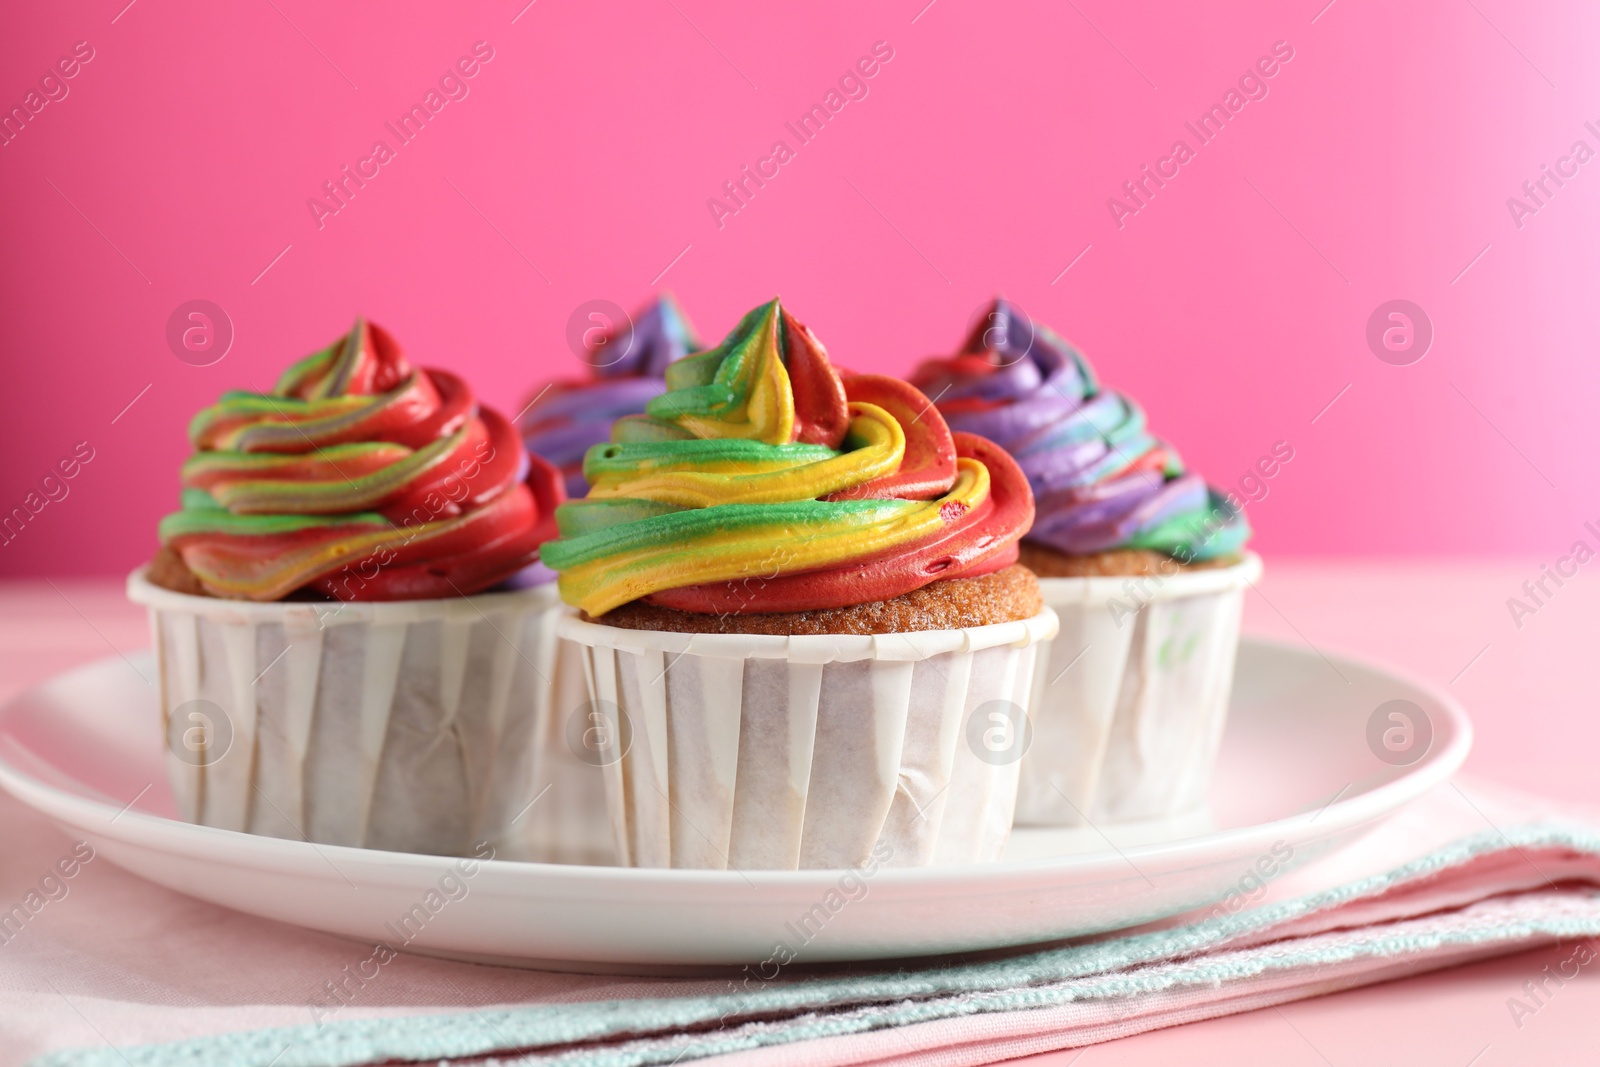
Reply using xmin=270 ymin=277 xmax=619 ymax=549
xmin=2 ymin=559 xmax=1597 ymax=1065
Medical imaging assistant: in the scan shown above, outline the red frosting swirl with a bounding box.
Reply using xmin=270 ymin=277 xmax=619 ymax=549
xmin=160 ymin=320 xmax=562 ymax=601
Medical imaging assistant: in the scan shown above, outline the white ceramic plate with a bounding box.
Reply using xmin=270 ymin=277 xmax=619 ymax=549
xmin=0 ymin=639 xmax=1470 ymax=971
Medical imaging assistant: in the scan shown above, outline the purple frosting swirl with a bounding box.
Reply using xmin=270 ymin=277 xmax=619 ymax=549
xmin=910 ymin=299 xmax=1248 ymax=560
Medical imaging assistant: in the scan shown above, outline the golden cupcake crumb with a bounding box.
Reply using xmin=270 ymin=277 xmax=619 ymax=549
xmin=145 ymin=546 xmax=214 ymax=597
xmin=586 ymin=564 xmax=1044 ymax=635
xmin=1018 ymin=541 xmax=1240 ymax=578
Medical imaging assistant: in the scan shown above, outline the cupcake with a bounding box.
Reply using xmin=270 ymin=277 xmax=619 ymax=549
xmin=510 ymin=296 xmax=702 ymax=863
xmin=128 ymin=319 xmax=567 ymax=859
xmin=542 ymin=299 xmax=1058 ymax=870
xmin=912 ymin=299 xmax=1261 ymax=833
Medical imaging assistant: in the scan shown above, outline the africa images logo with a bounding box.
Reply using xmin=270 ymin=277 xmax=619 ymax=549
xmin=1106 ymin=40 xmax=1296 ymax=229
xmin=305 ymin=42 xmax=496 ymax=230
xmin=705 ymin=41 xmax=896 ymax=229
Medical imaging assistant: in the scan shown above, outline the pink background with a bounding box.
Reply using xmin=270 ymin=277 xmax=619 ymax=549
xmin=2 ymin=0 xmax=1597 ymax=577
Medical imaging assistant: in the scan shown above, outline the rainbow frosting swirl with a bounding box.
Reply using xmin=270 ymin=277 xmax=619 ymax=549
xmin=911 ymin=299 xmax=1249 ymax=562
xmin=540 ymin=299 xmax=1034 ymax=617
xmin=518 ymin=296 xmax=701 ymax=500
xmin=159 ymin=319 xmax=563 ymax=601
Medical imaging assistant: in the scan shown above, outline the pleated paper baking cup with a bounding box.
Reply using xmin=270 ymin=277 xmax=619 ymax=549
xmin=128 ymin=569 xmax=606 ymax=861
xmin=1015 ymin=552 xmax=1261 ymax=831
xmin=558 ymin=609 xmax=1059 ymax=870
xmin=518 ymin=633 xmax=616 ymax=865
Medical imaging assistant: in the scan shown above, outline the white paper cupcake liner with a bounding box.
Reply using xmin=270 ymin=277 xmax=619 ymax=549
xmin=558 ymin=608 xmax=1058 ymax=870
xmin=127 ymin=570 xmax=608 ymax=861
xmin=1016 ymin=553 xmax=1261 ymax=830
xmin=518 ymin=634 xmax=617 ymax=865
